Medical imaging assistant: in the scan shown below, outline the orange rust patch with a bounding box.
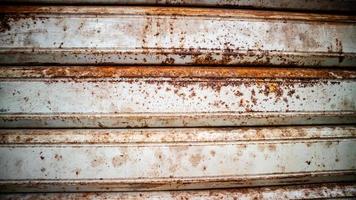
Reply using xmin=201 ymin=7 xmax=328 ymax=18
xmin=1 ymin=66 xmax=355 ymax=79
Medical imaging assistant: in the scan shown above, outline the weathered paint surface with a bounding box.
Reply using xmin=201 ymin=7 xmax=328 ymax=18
xmin=0 ymin=6 xmax=355 ymax=66
xmin=1 ymin=183 xmax=355 ymax=199
xmin=2 ymin=0 xmax=356 ymax=12
xmin=0 ymin=126 xmax=355 ymax=192
xmin=0 ymin=67 xmax=355 ymax=127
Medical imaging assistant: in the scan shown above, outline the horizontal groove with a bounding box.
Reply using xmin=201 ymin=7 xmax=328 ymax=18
xmin=1 ymin=170 xmax=354 ymax=181
xmin=0 ymin=182 xmax=355 ymax=199
xmin=0 ymin=50 xmax=354 ymax=67
xmin=1 ymin=111 xmax=355 ymax=116
xmin=1 ymin=112 xmax=355 ymax=128
xmin=0 ymin=171 xmax=354 ymax=192
xmin=0 ymin=126 xmax=355 ymax=144
xmin=1 ymin=48 xmax=354 ymax=57
xmin=2 ymin=139 xmax=355 ymax=147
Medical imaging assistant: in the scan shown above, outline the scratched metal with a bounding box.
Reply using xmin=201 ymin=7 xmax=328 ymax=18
xmin=1 ymin=183 xmax=355 ymax=199
xmin=0 ymin=126 xmax=355 ymax=192
xmin=3 ymin=0 xmax=356 ymax=12
xmin=1 ymin=67 xmax=355 ymax=128
xmin=0 ymin=6 xmax=356 ymax=66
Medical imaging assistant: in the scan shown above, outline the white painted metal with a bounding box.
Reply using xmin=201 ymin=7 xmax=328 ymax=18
xmin=0 ymin=126 xmax=355 ymax=192
xmin=1 ymin=79 xmax=354 ymax=113
xmin=0 ymin=67 xmax=355 ymax=127
xmin=0 ymin=6 xmax=355 ymax=66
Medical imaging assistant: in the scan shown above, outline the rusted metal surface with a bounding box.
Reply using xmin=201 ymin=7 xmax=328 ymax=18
xmin=1 ymin=183 xmax=355 ymax=199
xmin=0 ymin=126 xmax=355 ymax=192
xmin=0 ymin=6 xmax=356 ymax=66
xmin=0 ymin=66 xmax=355 ymax=128
xmin=2 ymin=0 xmax=356 ymax=12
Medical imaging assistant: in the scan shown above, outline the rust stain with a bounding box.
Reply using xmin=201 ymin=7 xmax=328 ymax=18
xmin=112 ymin=153 xmax=128 ymax=167
xmin=210 ymin=150 xmax=216 ymax=157
xmin=1 ymin=66 xmax=355 ymax=79
xmin=268 ymin=144 xmax=277 ymax=151
xmin=91 ymin=156 xmax=105 ymax=167
xmin=189 ymin=154 xmax=202 ymax=167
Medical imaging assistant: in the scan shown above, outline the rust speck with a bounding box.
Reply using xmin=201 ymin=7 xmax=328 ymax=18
xmin=210 ymin=150 xmax=216 ymax=157
xmin=54 ymin=154 xmax=62 ymax=161
xmin=40 ymin=152 xmax=45 ymax=160
xmin=162 ymin=57 xmax=175 ymax=64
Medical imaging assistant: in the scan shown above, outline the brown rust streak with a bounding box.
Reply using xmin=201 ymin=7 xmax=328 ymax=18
xmin=0 ymin=171 xmax=354 ymax=192
xmin=1 ymin=66 xmax=355 ymax=79
xmin=0 ymin=6 xmax=355 ymax=23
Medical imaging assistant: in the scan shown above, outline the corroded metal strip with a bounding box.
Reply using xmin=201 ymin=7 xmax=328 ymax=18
xmin=0 ymin=67 xmax=355 ymax=127
xmin=2 ymin=0 xmax=356 ymax=12
xmin=1 ymin=172 xmax=355 ymax=192
xmin=0 ymin=127 xmax=355 ymax=192
xmin=2 ymin=6 xmax=356 ymax=21
xmin=1 ymin=183 xmax=355 ymax=199
xmin=1 ymin=66 xmax=356 ymax=79
xmin=0 ymin=6 xmax=355 ymax=66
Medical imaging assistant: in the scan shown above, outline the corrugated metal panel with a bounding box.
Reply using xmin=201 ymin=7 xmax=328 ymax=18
xmin=0 ymin=126 xmax=355 ymax=192
xmin=0 ymin=67 xmax=355 ymax=128
xmin=1 ymin=183 xmax=356 ymax=199
xmin=2 ymin=0 xmax=356 ymax=12
xmin=0 ymin=6 xmax=356 ymax=66
xmin=0 ymin=3 xmax=355 ymax=198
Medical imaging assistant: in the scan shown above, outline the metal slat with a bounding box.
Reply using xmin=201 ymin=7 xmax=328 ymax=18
xmin=1 ymin=67 xmax=355 ymax=128
xmin=0 ymin=6 xmax=355 ymax=66
xmin=1 ymin=183 xmax=356 ymax=199
xmin=0 ymin=126 xmax=355 ymax=192
xmin=2 ymin=0 xmax=356 ymax=12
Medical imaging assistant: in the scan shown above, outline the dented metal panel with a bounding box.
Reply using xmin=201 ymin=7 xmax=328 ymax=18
xmin=3 ymin=0 xmax=356 ymax=12
xmin=0 ymin=126 xmax=355 ymax=192
xmin=0 ymin=6 xmax=356 ymax=66
xmin=1 ymin=183 xmax=356 ymax=199
xmin=0 ymin=67 xmax=355 ymax=128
